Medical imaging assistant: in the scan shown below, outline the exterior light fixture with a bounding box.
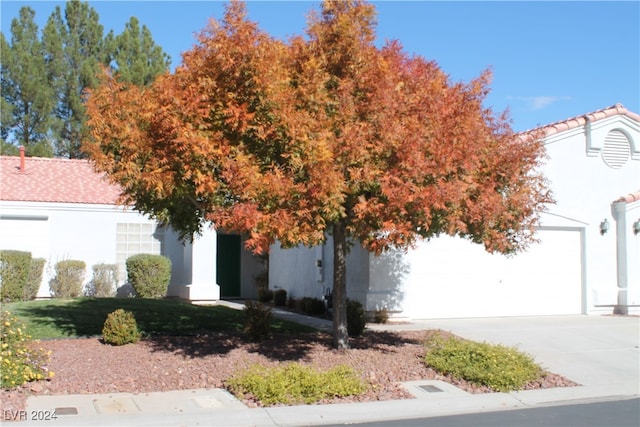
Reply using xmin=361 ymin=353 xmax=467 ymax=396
xmin=600 ymin=219 xmax=610 ymax=235
xmin=634 ymin=219 xmax=640 ymax=235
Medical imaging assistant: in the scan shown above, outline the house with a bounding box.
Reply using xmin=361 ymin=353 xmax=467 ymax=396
xmin=269 ymin=104 xmax=640 ymax=318
xmin=0 ymin=148 xmax=263 ymax=301
xmin=2 ymin=104 xmax=638 ymax=318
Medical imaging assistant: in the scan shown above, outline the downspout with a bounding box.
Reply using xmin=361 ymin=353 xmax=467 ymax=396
xmin=611 ymin=201 xmax=628 ymax=315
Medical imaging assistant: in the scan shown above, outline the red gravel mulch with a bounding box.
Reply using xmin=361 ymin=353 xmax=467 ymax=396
xmin=1 ymin=329 xmax=578 ymax=417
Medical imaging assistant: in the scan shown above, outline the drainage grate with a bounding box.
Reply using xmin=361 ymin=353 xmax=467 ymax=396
xmin=55 ymin=407 xmax=78 ymax=416
xmin=418 ymin=385 xmax=444 ymax=393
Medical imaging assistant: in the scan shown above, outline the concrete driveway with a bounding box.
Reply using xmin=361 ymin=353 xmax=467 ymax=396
xmin=370 ymin=315 xmax=640 ymax=396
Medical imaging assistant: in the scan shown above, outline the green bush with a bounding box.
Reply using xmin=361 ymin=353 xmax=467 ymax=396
xmin=372 ymin=307 xmax=389 ymax=324
xmin=286 ymin=296 xmax=297 ymax=309
xmin=49 ymin=260 xmax=86 ymax=298
xmin=0 ymin=250 xmax=32 ymax=302
xmin=227 ymin=363 xmax=367 ymax=406
xmin=273 ymin=289 xmax=287 ymax=307
xmin=126 ymin=254 xmax=171 ymax=298
xmin=243 ymin=301 xmax=272 ymax=342
xmin=423 ymin=333 xmax=542 ymax=392
xmin=347 ymin=299 xmax=366 ymax=337
xmin=85 ymin=264 xmax=118 ymax=297
xmin=299 ymin=297 xmax=326 ymax=315
xmin=25 ymin=258 xmax=46 ymax=301
xmin=257 ymin=287 xmax=273 ymax=303
xmin=1 ymin=310 xmax=54 ymax=388
xmin=102 ymin=309 xmax=141 ymax=346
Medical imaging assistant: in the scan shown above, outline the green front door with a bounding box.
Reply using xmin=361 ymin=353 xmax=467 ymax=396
xmin=217 ymin=234 xmax=241 ymax=298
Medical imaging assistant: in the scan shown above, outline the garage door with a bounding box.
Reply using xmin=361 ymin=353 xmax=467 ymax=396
xmin=398 ymin=228 xmax=583 ymax=318
xmin=0 ymin=215 xmax=50 ymax=259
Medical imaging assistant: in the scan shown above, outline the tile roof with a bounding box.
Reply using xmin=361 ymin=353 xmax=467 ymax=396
xmin=614 ymin=191 xmax=640 ymax=204
xmin=521 ymin=103 xmax=640 ymax=137
xmin=0 ymin=155 xmax=123 ymax=205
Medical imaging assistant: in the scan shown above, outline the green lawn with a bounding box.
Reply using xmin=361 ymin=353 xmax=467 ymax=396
xmin=3 ymin=298 xmax=314 ymax=339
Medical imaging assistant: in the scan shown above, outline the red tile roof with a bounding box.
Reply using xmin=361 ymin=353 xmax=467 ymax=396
xmin=521 ymin=103 xmax=640 ymax=137
xmin=614 ymin=191 xmax=640 ymax=204
xmin=0 ymin=156 xmax=123 ymax=205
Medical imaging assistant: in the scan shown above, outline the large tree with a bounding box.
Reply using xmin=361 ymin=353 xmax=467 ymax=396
xmin=104 ymin=16 xmax=171 ymax=86
xmin=85 ymin=1 xmax=551 ymax=349
xmin=43 ymin=0 xmax=105 ymax=158
xmin=1 ymin=7 xmax=55 ymax=157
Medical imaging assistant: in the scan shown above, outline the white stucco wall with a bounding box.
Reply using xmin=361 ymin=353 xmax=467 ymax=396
xmin=269 ymin=236 xmax=369 ymax=302
xmin=240 ymin=242 xmax=265 ymax=300
xmin=0 ymin=201 xmax=159 ymax=297
xmin=541 ymin=115 xmax=640 ymax=313
xmin=264 ymin=111 xmax=640 ymax=319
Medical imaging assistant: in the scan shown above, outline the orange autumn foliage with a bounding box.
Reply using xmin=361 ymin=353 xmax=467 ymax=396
xmin=85 ymin=1 xmax=551 ymax=347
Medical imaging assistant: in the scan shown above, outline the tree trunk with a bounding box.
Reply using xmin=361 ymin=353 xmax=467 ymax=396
xmin=332 ymin=220 xmax=349 ymax=349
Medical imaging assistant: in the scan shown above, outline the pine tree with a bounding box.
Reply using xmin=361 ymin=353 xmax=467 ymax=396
xmin=105 ymin=16 xmax=170 ymax=86
xmin=43 ymin=0 xmax=105 ymax=158
xmin=1 ymin=7 xmax=55 ymax=157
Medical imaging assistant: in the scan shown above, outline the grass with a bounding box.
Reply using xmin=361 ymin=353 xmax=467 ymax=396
xmin=2 ymin=298 xmax=315 ymax=340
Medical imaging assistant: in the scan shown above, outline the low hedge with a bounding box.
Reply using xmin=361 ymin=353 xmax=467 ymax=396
xmin=0 ymin=250 xmax=31 ymax=302
xmin=423 ymin=333 xmax=541 ymax=392
xmin=126 ymin=254 xmax=171 ymax=298
xmin=50 ymin=260 xmax=86 ymax=298
xmin=227 ymin=363 xmax=367 ymax=405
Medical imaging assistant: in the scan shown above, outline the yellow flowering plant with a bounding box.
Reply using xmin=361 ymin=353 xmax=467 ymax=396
xmin=0 ymin=311 xmax=54 ymax=389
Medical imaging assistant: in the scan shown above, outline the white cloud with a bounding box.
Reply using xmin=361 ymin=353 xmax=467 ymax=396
xmin=507 ymin=95 xmax=572 ymax=110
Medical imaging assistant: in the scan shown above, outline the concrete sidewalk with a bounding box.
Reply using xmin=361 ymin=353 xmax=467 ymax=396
xmin=19 ymin=310 xmax=640 ymax=426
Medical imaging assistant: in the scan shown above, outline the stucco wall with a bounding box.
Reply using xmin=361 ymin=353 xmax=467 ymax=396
xmin=0 ymin=201 xmax=160 ymax=297
xmin=541 ymin=115 xmax=640 ymax=313
xmin=268 ymin=113 xmax=640 ymax=319
xmin=269 ymin=237 xmax=369 ymax=302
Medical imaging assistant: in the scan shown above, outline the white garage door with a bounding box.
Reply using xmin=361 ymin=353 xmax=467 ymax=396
xmin=0 ymin=216 xmax=50 ymax=259
xmin=398 ymin=228 xmax=583 ymax=318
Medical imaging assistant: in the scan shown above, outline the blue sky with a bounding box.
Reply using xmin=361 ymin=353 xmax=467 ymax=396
xmin=2 ymin=1 xmax=639 ymax=132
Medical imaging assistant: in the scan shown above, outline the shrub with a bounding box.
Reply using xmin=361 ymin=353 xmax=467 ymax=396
xmin=286 ymin=296 xmax=297 ymax=309
xmin=227 ymin=363 xmax=366 ymax=406
xmin=243 ymin=301 xmax=272 ymax=342
xmin=86 ymin=264 xmax=118 ymax=297
xmin=0 ymin=311 xmax=54 ymax=389
xmin=102 ymin=309 xmax=141 ymax=346
xmin=299 ymin=297 xmax=326 ymax=316
xmin=50 ymin=260 xmax=86 ymax=298
xmin=126 ymin=254 xmax=171 ymax=298
xmin=423 ymin=333 xmax=542 ymax=392
xmin=25 ymin=258 xmax=46 ymax=300
xmin=0 ymin=250 xmax=31 ymax=302
xmin=273 ymin=289 xmax=287 ymax=307
xmin=373 ymin=307 xmax=389 ymax=324
xmin=257 ymin=287 xmax=273 ymax=303
xmin=347 ymin=299 xmax=366 ymax=337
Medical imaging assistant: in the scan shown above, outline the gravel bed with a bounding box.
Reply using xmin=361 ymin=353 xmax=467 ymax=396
xmin=0 ymin=329 xmax=578 ymax=416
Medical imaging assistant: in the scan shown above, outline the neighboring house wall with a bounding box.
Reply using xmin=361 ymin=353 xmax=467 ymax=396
xmin=0 ymin=200 xmax=167 ymax=297
xmin=0 ymin=155 xmax=219 ymax=301
xmin=269 ymin=104 xmax=640 ymax=319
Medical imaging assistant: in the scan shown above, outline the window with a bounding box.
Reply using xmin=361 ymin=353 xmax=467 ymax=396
xmin=116 ymin=223 xmax=165 ymax=283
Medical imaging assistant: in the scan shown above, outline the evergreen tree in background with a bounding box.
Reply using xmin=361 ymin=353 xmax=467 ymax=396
xmin=43 ymin=0 xmax=105 ymax=158
xmin=1 ymin=0 xmax=170 ymax=158
xmin=1 ymin=7 xmax=55 ymax=157
xmin=105 ymin=16 xmax=170 ymax=86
